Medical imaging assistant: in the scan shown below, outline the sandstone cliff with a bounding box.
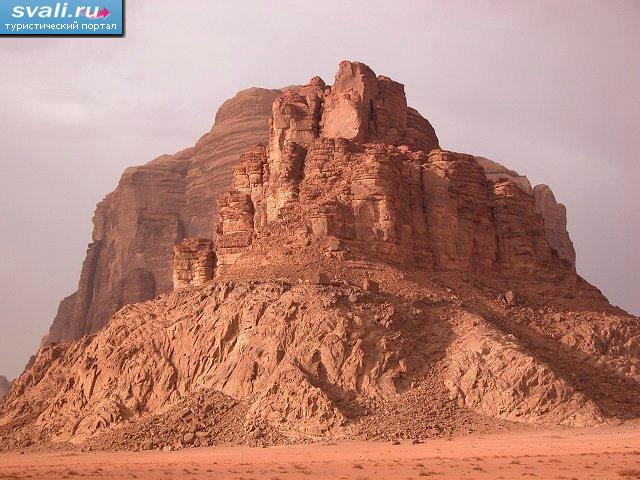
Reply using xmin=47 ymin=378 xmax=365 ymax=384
xmin=214 ymin=62 xmax=573 ymax=276
xmin=3 ymin=61 xmax=634 ymax=452
xmin=476 ymin=157 xmax=575 ymax=267
xmin=48 ymin=63 xmax=575 ymax=345
xmin=48 ymin=88 xmax=282 ymax=343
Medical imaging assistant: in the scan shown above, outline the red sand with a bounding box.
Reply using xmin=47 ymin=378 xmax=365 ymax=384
xmin=2 ymin=424 xmax=639 ymax=479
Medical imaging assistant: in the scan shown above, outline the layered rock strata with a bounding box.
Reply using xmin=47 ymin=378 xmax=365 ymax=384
xmin=172 ymin=238 xmax=216 ymax=289
xmin=2 ymin=61 xmax=626 ymax=452
xmin=47 ymin=62 xmax=575 ymax=345
xmin=476 ymin=156 xmax=576 ymax=267
xmin=215 ymin=65 xmax=568 ymax=277
xmin=47 ymin=88 xmax=282 ymax=343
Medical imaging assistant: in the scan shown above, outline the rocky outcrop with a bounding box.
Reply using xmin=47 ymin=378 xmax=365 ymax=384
xmin=475 ymin=156 xmax=533 ymax=194
xmin=534 ymin=184 xmax=576 ymax=267
xmin=172 ymin=238 xmax=216 ymax=289
xmin=490 ymin=181 xmax=551 ymax=273
xmin=48 ymin=88 xmax=282 ymax=344
xmin=475 ymin=157 xmax=576 ymax=267
xmin=7 ymin=61 xmax=632 ymax=452
xmin=320 ymin=61 xmax=439 ymax=151
xmin=215 ymin=71 xmax=564 ymax=276
xmin=0 ymin=376 xmax=9 ymax=401
xmin=185 ymin=88 xmax=284 ymax=237
xmin=48 ymin=62 xmax=575 ymax=346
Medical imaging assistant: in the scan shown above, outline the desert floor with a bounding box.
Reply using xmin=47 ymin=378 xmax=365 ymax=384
xmin=1 ymin=424 xmax=639 ymax=480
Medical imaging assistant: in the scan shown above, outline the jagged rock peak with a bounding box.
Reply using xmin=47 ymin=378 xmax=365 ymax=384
xmin=269 ymin=60 xmax=440 ymax=159
xmin=307 ymin=75 xmax=325 ymax=87
xmin=214 ymin=60 xmax=573 ymax=279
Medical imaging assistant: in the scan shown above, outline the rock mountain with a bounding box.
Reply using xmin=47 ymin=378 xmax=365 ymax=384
xmin=1 ymin=61 xmax=637 ymax=451
xmin=47 ymin=87 xmax=282 ymax=343
xmin=46 ymin=64 xmax=574 ymax=346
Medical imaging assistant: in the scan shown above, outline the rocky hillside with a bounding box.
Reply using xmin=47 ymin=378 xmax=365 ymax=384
xmin=1 ymin=61 xmax=637 ymax=452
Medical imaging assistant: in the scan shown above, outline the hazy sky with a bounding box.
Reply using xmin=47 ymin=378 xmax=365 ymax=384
xmin=1 ymin=0 xmax=638 ymax=379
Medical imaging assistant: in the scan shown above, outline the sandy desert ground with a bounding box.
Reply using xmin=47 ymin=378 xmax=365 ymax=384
xmin=1 ymin=424 xmax=639 ymax=480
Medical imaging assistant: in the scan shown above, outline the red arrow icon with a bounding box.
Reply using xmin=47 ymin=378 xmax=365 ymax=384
xmin=96 ymin=7 xmax=110 ymax=19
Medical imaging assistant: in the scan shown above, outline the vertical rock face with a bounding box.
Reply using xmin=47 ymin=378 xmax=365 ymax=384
xmin=48 ymin=88 xmax=281 ymax=343
xmin=48 ymin=60 xmax=575 ymax=345
xmin=422 ymin=151 xmax=497 ymax=271
xmin=48 ymin=155 xmax=189 ymax=342
xmin=475 ymin=157 xmax=576 ymax=267
xmin=185 ymin=88 xmax=283 ymax=237
xmin=491 ymin=181 xmax=550 ymax=273
xmin=172 ymin=238 xmax=216 ymax=289
xmin=320 ymin=62 xmax=439 ymax=151
xmin=216 ymin=138 xmax=562 ymax=275
xmin=215 ymin=66 xmax=569 ymax=277
xmin=269 ymin=60 xmax=440 ymax=165
xmin=534 ymin=184 xmax=576 ymax=267
xmin=0 ymin=376 xmax=9 ymax=401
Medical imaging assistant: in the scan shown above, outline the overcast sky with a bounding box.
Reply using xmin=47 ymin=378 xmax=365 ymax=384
xmin=0 ymin=0 xmax=638 ymax=379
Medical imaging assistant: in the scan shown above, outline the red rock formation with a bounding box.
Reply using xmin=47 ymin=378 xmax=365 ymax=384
xmin=491 ymin=181 xmax=551 ymax=273
xmin=2 ymin=62 xmax=638 ymax=452
xmin=185 ymin=88 xmax=284 ymax=237
xmin=172 ymin=238 xmax=216 ymax=289
xmin=422 ymin=150 xmax=498 ymax=271
xmin=534 ymin=184 xmax=576 ymax=267
xmin=47 ymin=61 xmax=442 ymax=345
xmin=48 ymin=88 xmax=282 ymax=343
xmin=476 ymin=156 xmax=576 ymax=267
xmin=475 ymin=156 xmax=533 ymax=194
xmin=48 ymin=62 xmax=574 ymax=345
xmin=215 ymin=82 xmax=561 ymax=277
xmin=320 ymin=61 xmax=439 ymax=151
